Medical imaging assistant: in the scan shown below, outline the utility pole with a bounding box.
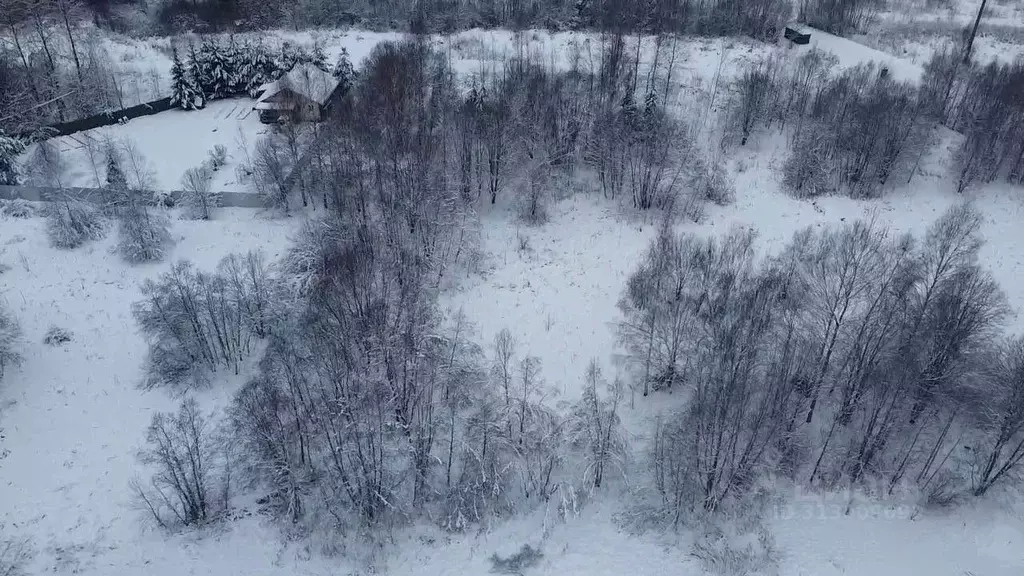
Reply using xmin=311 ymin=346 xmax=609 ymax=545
xmin=963 ymin=0 xmax=988 ymax=64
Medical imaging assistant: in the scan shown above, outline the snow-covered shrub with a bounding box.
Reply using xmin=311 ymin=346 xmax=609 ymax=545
xmin=921 ymin=469 xmax=964 ymax=509
xmin=132 ymin=398 xmax=219 ymax=528
xmin=43 ymin=325 xmax=73 ymax=346
xmin=180 ymin=166 xmax=218 ymax=220
xmin=24 ymin=140 xmax=66 ymax=187
xmin=693 ymin=161 xmax=735 ymax=206
xmin=0 ymin=134 xmax=26 ymax=185
xmin=207 ymin=145 xmax=228 ymax=171
xmin=0 ymin=534 xmax=33 ymax=576
xmin=153 ymin=190 xmax=175 ymax=208
xmin=116 ymin=197 xmax=172 ymax=264
xmin=516 ymin=231 xmax=531 ymax=254
xmin=0 ymin=303 xmax=21 ymax=381
xmin=0 ymin=199 xmax=36 ymax=219
xmin=44 ymin=197 xmax=106 ymax=249
xmin=489 ymin=545 xmax=543 ymax=575
xmin=782 ymin=129 xmax=834 ymax=198
xmin=134 ymin=252 xmax=272 ymax=390
xmin=691 ymin=515 xmax=780 ymax=576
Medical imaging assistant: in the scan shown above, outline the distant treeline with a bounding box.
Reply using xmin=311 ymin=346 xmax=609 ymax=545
xmin=87 ymin=0 xmax=880 ymax=38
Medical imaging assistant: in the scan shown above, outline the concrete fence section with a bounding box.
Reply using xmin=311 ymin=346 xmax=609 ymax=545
xmin=0 ymin=186 xmax=266 ymax=209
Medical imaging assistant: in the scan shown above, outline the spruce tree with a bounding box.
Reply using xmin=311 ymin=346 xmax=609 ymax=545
xmin=243 ymin=43 xmax=277 ymax=97
xmin=278 ymin=42 xmax=300 ymax=72
xmin=104 ymin=150 xmax=129 ymax=211
xmin=193 ymin=41 xmax=233 ymax=101
xmin=170 ymin=47 xmax=202 ymax=111
xmin=226 ymin=41 xmax=248 ymax=96
xmin=106 ymin=153 xmax=127 ymax=191
xmin=311 ymin=44 xmax=329 ymax=72
xmin=332 ymin=47 xmax=356 ymax=93
xmin=204 ymin=40 xmax=235 ymax=100
xmin=187 ymin=46 xmax=208 ymax=109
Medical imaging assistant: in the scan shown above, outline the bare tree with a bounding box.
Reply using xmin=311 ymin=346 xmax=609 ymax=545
xmin=116 ymin=199 xmax=172 ymax=264
xmin=730 ymin=62 xmax=778 ymax=146
xmin=971 ymin=337 xmax=1024 ymax=495
xmin=567 ymin=360 xmax=627 ymax=489
xmin=251 ymin=134 xmax=292 ymax=214
xmin=492 ymin=328 xmax=518 ymax=424
xmin=180 ymin=165 xmax=218 ymax=220
xmin=132 ymin=398 xmax=217 ymax=528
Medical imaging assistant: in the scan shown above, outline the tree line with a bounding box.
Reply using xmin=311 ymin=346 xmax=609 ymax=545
xmin=725 ymin=41 xmax=1024 ymax=200
xmin=169 ymin=38 xmax=336 ymax=110
xmin=726 ymin=51 xmax=931 ymax=199
xmin=920 ymin=45 xmax=1024 ymax=193
xmin=259 ymin=32 xmax=728 ymax=221
xmin=620 ymin=203 xmax=1024 ymax=522
xmin=0 ymin=0 xmax=167 ymax=136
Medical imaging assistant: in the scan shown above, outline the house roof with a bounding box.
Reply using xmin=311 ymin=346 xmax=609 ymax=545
xmin=254 ymin=63 xmax=338 ymax=108
xmin=253 ymin=99 xmax=294 ymax=111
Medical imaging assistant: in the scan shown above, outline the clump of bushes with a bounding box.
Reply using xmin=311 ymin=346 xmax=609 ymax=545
xmin=0 ymin=199 xmax=36 ymax=219
xmin=45 ymin=196 xmax=106 ymax=249
xmin=43 ymin=325 xmax=73 ymax=346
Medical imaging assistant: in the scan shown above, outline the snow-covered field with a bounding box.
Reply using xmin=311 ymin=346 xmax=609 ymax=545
xmin=25 ymin=99 xmax=268 ymax=192
xmin=4 ymin=16 xmax=1024 ymax=576
xmin=4 ymin=139 xmax=1024 ymax=575
xmin=858 ymin=0 xmax=1024 ymax=65
xmin=0 ymin=210 xmax=299 ymax=574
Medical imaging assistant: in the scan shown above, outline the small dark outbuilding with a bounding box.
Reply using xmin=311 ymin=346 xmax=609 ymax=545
xmin=784 ymin=27 xmax=811 ymax=45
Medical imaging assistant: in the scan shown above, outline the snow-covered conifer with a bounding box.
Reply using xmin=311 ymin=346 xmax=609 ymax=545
xmin=170 ymin=47 xmax=202 ymax=111
xmin=0 ymin=134 xmax=26 ymax=185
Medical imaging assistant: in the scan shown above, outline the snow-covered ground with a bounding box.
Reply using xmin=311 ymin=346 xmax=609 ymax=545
xmin=797 ymin=25 xmax=923 ymax=82
xmin=23 ymin=99 xmax=268 ymax=192
xmin=4 ymin=19 xmax=1024 ymax=576
xmin=859 ymin=0 xmax=1024 ymax=66
xmin=0 ymin=210 xmax=299 ymax=575
xmin=5 ymin=135 xmax=1024 ymax=575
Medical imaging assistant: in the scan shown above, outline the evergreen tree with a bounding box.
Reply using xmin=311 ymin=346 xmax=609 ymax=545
xmin=278 ymin=41 xmax=301 ymax=72
xmin=170 ymin=48 xmax=202 ymax=111
xmin=224 ymin=40 xmax=247 ymax=96
xmin=240 ymin=42 xmax=277 ymax=97
xmin=278 ymin=42 xmax=329 ymax=75
xmin=311 ymin=44 xmax=329 ymax=72
xmin=106 ymin=152 xmax=127 ymax=192
xmin=192 ymin=41 xmax=236 ymax=101
xmin=187 ymin=46 xmax=208 ymax=109
xmin=332 ymin=47 xmax=357 ymax=93
xmin=100 ymin=148 xmax=130 ymax=214
xmin=0 ymin=134 xmax=25 ymax=186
